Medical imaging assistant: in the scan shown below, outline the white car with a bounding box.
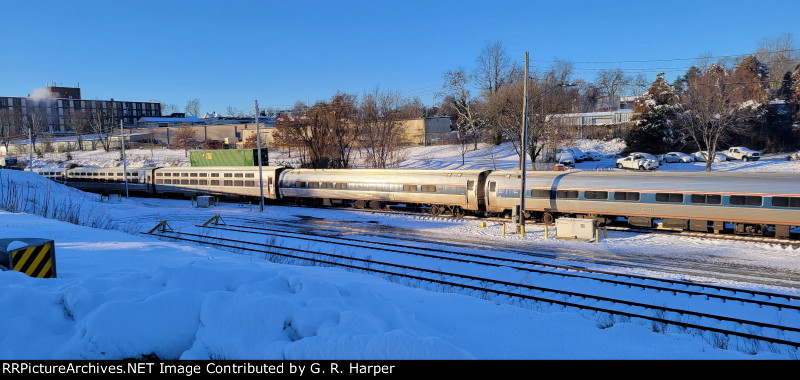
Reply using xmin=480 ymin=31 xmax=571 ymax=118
xmin=726 ymin=147 xmax=761 ymax=161
xmin=662 ymin=152 xmax=693 ymax=163
xmin=616 ymin=155 xmax=659 ymax=170
xmin=692 ymin=151 xmax=729 ymax=163
xmin=558 ymin=152 xmax=575 ymax=166
xmin=628 ymin=152 xmax=662 ymax=166
xmin=567 ymin=148 xmax=589 ymax=162
xmin=585 ymin=151 xmax=604 ymax=161
xmin=787 ymin=151 xmax=800 ymax=161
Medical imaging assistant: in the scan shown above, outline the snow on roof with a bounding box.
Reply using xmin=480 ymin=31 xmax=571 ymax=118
xmin=138 ymin=116 xmax=203 ymax=123
xmin=203 ymin=112 xmax=221 ymax=119
xmin=552 ymin=109 xmax=633 ymax=118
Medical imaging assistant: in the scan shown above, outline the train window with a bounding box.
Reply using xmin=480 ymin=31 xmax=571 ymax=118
xmin=557 ymin=190 xmax=579 ymax=199
xmin=438 ymin=186 xmax=466 ymax=195
xmin=211 ymin=173 xmax=219 ymax=177
xmin=156 ymin=172 xmax=163 ymax=177
xmin=526 ymin=189 xmax=549 ymax=198
xmin=245 ymin=173 xmax=255 ymax=178
xmin=614 ymin=192 xmax=640 ymax=201
xmin=164 ymin=179 xmax=172 ymax=184
xmin=772 ymin=197 xmax=800 ymax=208
xmin=156 ymin=179 xmax=164 ymax=184
xmin=199 ymin=173 xmax=207 ymax=177
xmin=189 ymin=179 xmax=198 ymax=185
xmin=467 ymin=180 xmax=475 ymax=190
xmin=210 ymin=180 xmax=220 ymax=186
xmin=655 ymin=193 xmax=684 ymax=203
xmin=498 ymin=188 xmax=521 ymax=198
xmin=320 ymin=182 xmax=333 ymax=189
xmin=584 ymin=191 xmax=608 ymax=200
xmin=245 ymin=181 xmax=255 ymax=187
xmin=92 ymin=173 xmax=99 ymax=176
xmin=421 ymin=185 xmax=437 ymax=193
xmin=690 ymin=194 xmax=721 ymax=204
xmin=335 ymin=183 xmax=347 ymax=190
xmin=234 ymin=173 xmax=243 ymax=178
xmin=190 ymin=173 xmax=198 ymax=177
xmin=234 ymin=180 xmax=243 ymax=186
xmin=489 ymin=182 xmax=496 ymax=193
xmin=729 ymin=195 xmax=762 ymax=206
xmin=179 ymin=173 xmax=187 ymax=177
xmin=180 ymin=179 xmax=189 ymax=185
xmin=224 ymin=173 xmax=233 ymax=178
xmin=403 ymin=184 xmax=418 ymax=192
xmin=308 ymin=182 xmax=320 ymax=189
xmin=198 ymin=180 xmax=208 ymax=185
xmin=162 ymin=173 xmax=170 ymax=177
xmin=295 ymin=182 xmax=306 ymax=188
xmin=223 ymin=180 xmax=233 ymax=186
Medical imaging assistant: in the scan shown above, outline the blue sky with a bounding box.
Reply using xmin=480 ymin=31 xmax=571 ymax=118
xmin=1 ymin=0 xmax=798 ymax=115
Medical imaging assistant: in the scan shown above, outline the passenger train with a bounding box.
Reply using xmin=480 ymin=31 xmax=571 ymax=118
xmin=32 ymin=166 xmax=800 ymax=238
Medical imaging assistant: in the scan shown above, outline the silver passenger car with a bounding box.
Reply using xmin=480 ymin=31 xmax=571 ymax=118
xmin=279 ymin=169 xmax=489 ymax=217
xmin=153 ymin=166 xmax=284 ymax=199
xmin=485 ymin=171 xmax=800 ymax=236
xmin=65 ymin=167 xmax=156 ymax=194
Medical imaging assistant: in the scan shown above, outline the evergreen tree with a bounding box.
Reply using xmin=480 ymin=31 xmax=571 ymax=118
xmin=624 ymin=73 xmax=683 ymax=154
xmin=727 ymin=55 xmax=772 ymax=149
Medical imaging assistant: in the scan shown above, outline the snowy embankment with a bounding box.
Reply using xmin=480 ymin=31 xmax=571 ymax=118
xmin=0 ymin=211 xmax=770 ymax=359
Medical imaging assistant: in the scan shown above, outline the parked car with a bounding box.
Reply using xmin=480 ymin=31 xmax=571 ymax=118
xmin=558 ymin=152 xmax=575 ymax=166
xmin=548 ymin=148 xmax=586 ymax=163
xmin=692 ymin=151 xmax=729 ymax=163
xmin=662 ymin=152 xmax=694 ymax=163
xmin=616 ymin=155 xmax=659 ymax=170
xmin=628 ymin=152 xmax=662 ymax=166
xmin=726 ymin=147 xmax=761 ymax=161
xmin=567 ymin=147 xmax=589 ymax=162
xmin=787 ymin=151 xmax=800 ymax=161
xmin=585 ymin=151 xmax=604 ymax=161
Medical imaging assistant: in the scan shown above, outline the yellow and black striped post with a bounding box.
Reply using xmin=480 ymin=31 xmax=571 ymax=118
xmin=1 ymin=239 xmax=57 ymax=278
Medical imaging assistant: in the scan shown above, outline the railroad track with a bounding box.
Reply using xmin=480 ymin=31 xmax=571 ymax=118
xmin=327 ymin=205 xmax=800 ymax=247
xmin=226 ymin=214 xmax=800 ymax=289
xmin=143 ymin=227 xmax=800 ymax=351
xmin=199 ymin=222 xmax=800 ymax=307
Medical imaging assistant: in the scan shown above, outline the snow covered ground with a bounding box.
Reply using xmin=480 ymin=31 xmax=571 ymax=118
xmin=1 ymin=169 xmax=799 ymax=359
xmin=2 ymin=211 xmax=790 ymax=360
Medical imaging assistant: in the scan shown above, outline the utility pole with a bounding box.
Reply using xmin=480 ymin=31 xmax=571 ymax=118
xmin=121 ymin=120 xmax=129 ymax=198
xmin=254 ymin=100 xmax=264 ymax=212
xmin=27 ymin=123 xmax=33 ymax=171
xmin=519 ymin=52 xmax=530 ymax=236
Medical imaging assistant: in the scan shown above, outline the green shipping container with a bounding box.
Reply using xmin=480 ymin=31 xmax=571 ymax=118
xmin=189 ymin=149 xmax=269 ymax=167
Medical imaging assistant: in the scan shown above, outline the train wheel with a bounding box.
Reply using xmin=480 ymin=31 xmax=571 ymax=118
xmin=542 ymin=212 xmax=555 ymax=225
xmin=451 ymin=206 xmax=465 ymax=219
xmin=430 ymin=205 xmax=443 ymax=217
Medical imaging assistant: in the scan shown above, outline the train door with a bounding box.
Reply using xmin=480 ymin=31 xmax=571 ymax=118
xmin=486 ymin=180 xmax=496 ymax=210
xmin=466 ymin=180 xmax=475 ymax=208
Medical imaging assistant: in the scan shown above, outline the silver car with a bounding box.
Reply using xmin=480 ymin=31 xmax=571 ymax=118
xmin=662 ymin=152 xmax=693 ymax=163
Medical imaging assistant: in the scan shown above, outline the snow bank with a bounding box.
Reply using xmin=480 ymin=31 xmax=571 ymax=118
xmin=0 ymin=212 xmax=770 ymax=359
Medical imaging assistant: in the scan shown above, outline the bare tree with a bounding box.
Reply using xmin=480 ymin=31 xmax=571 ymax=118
xmin=64 ymin=110 xmax=91 ymax=151
xmin=474 ymin=41 xmax=520 ymax=96
xmin=0 ymin=109 xmax=24 ymax=153
xmin=185 ymin=99 xmax=201 ymax=117
xmin=90 ymin=106 xmax=114 ymax=151
xmin=174 ymin=128 xmax=198 ymax=157
xmin=439 ymin=68 xmax=484 ymax=149
xmin=595 ymin=69 xmax=631 ymax=111
xmin=678 ymin=62 xmax=766 ymax=172
xmin=756 ymin=33 xmax=800 ymax=90
xmin=161 ymin=102 xmax=179 ymax=116
xmin=359 ymin=89 xmax=409 ymax=168
xmin=226 ymin=105 xmax=247 ymax=118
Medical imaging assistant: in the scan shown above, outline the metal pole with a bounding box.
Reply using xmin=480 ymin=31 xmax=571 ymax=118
xmin=27 ymin=124 xmax=33 ymax=171
xmin=121 ymin=120 xmax=129 ymax=198
xmin=519 ymin=52 xmax=530 ymax=232
xmin=254 ymin=100 xmax=264 ymax=212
